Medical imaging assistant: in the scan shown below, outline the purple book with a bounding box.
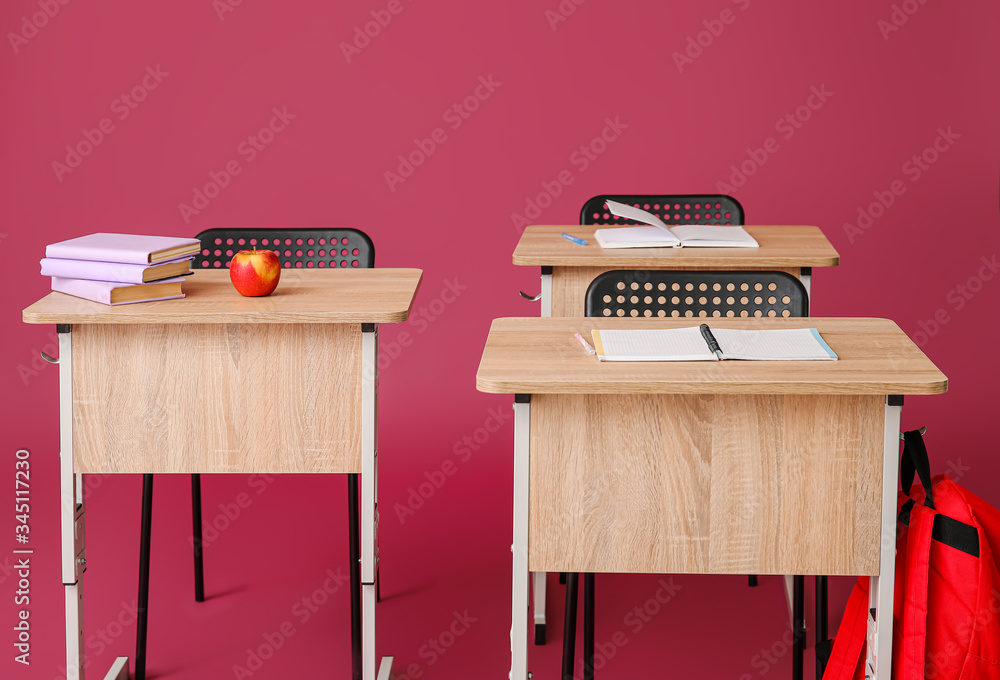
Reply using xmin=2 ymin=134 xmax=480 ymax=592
xmin=51 ymin=277 xmax=186 ymax=306
xmin=46 ymin=233 xmax=201 ymax=265
xmin=40 ymin=255 xmax=194 ymax=283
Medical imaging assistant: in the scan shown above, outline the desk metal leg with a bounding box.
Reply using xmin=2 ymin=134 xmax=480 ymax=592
xmin=531 ymin=268 xmax=553 ymax=645
xmin=361 ymin=326 xmax=392 ymax=680
xmin=800 ymin=268 xmax=812 ymax=315
xmin=533 ymin=572 xmax=547 ymax=644
xmin=792 ymin=575 xmax=805 ymax=680
xmin=56 ymin=328 xmax=89 ymax=680
xmin=136 ymin=475 xmax=153 ymax=680
xmin=511 ymin=395 xmax=531 ymax=680
xmin=540 ymin=268 xmax=552 ymax=318
xmin=349 ymin=474 xmax=362 ymax=680
xmin=561 ymin=573 xmax=578 ymax=680
xmin=867 ymin=397 xmax=901 ymax=680
xmin=816 ymin=575 xmax=829 ymax=677
xmin=191 ymin=474 xmax=205 ymax=603
xmin=583 ymin=573 xmax=594 ymax=680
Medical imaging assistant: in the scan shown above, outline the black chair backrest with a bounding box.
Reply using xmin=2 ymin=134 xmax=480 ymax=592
xmin=580 ymin=195 xmax=744 ymax=226
xmin=192 ymin=228 xmax=375 ymax=269
xmin=585 ymin=270 xmax=808 ymax=319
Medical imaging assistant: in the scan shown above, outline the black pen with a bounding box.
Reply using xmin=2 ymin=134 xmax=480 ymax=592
xmin=699 ymin=324 xmax=723 ymax=359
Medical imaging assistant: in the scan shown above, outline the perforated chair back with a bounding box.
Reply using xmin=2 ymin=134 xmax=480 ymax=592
xmin=580 ymin=194 xmax=744 ymax=226
xmin=193 ymin=228 xmax=375 ymax=270
xmin=585 ymin=270 xmax=808 ymax=319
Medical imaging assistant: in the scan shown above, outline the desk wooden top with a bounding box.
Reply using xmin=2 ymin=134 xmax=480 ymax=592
xmin=512 ymin=225 xmax=840 ymax=268
xmin=22 ymin=269 xmax=423 ymax=324
xmin=476 ymin=317 xmax=947 ymax=395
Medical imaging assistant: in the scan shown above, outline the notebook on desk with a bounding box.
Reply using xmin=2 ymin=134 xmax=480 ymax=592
xmin=590 ymin=325 xmax=838 ymax=362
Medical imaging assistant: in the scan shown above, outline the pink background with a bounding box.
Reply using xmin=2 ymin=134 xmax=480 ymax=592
xmin=3 ymin=0 xmax=999 ymax=678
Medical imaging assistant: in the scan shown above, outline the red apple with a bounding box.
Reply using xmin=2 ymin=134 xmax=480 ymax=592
xmin=229 ymin=248 xmax=281 ymax=296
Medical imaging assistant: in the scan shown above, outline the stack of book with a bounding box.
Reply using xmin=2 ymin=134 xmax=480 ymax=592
xmin=40 ymin=233 xmax=201 ymax=305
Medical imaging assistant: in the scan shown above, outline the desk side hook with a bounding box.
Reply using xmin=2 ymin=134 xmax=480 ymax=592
xmin=899 ymin=426 xmax=927 ymax=440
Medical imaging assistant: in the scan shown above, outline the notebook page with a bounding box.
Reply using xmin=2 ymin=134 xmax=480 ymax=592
xmin=604 ymin=200 xmax=674 ymax=233
xmin=591 ymin=327 xmax=717 ymax=362
xmin=593 ymin=226 xmax=681 ymax=248
xmin=669 ymin=225 xmax=759 ymax=247
xmin=712 ymin=328 xmax=838 ymax=361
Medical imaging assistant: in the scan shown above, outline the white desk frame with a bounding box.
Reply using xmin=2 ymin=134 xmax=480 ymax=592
xmin=55 ymin=325 xmax=392 ymax=680
xmin=507 ymin=393 xmax=900 ymax=680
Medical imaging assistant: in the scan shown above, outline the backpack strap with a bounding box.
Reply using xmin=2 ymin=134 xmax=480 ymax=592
xmin=822 ymin=577 xmax=869 ymax=679
xmin=895 ymin=500 xmax=936 ymax=677
xmin=901 ymin=429 xmax=935 ymax=509
xmin=899 ymin=499 xmax=979 ymax=557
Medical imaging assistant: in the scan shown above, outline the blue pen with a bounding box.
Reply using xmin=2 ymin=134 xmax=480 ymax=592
xmin=561 ymin=232 xmax=587 ymax=246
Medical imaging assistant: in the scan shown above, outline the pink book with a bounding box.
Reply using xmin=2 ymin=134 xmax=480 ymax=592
xmin=45 ymin=233 xmax=201 ymax=265
xmin=51 ymin=277 xmax=186 ymax=305
xmin=40 ymin=256 xmax=194 ymax=283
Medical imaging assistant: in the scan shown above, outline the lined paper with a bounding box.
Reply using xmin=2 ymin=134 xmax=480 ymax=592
xmin=592 ymin=327 xmax=716 ymax=362
xmin=713 ymin=328 xmax=837 ymax=360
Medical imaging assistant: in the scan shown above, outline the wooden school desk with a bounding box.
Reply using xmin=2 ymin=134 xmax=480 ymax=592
xmin=476 ymin=317 xmax=947 ymax=680
xmin=22 ymin=268 xmax=422 ymax=680
xmin=513 ymin=223 xmax=840 ymax=643
xmin=513 ymin=224 xmax=840 ymax=316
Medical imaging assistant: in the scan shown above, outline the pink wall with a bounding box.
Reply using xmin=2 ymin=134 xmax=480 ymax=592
xmin=3 ymin=0 xmax=998 ymax=678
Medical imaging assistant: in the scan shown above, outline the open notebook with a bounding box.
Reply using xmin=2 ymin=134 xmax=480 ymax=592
xmin=594 ymin=200 xmax=759 ymax=249
xmin=590 ymin=325 xmax=838 ymax=362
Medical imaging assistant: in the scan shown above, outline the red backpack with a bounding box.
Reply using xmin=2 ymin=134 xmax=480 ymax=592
xmin=823 ymin=430 xmax=1000 ymax=679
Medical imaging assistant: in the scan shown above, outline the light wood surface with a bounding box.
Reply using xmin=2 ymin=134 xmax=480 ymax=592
xmin=528 ymin=393 xmax=883 ymax=575
xmin=476 ymin=317 xmax=947 ymax=395
xmin=512 ymin=225 xmax=839 ymax=267
xmin=72 ymin=323 xmax=362 ymax=474
xmin=549 ymin=265 xmax=801 ymax=317
xmin=22 ymin=268 xmax=422 ymax=325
